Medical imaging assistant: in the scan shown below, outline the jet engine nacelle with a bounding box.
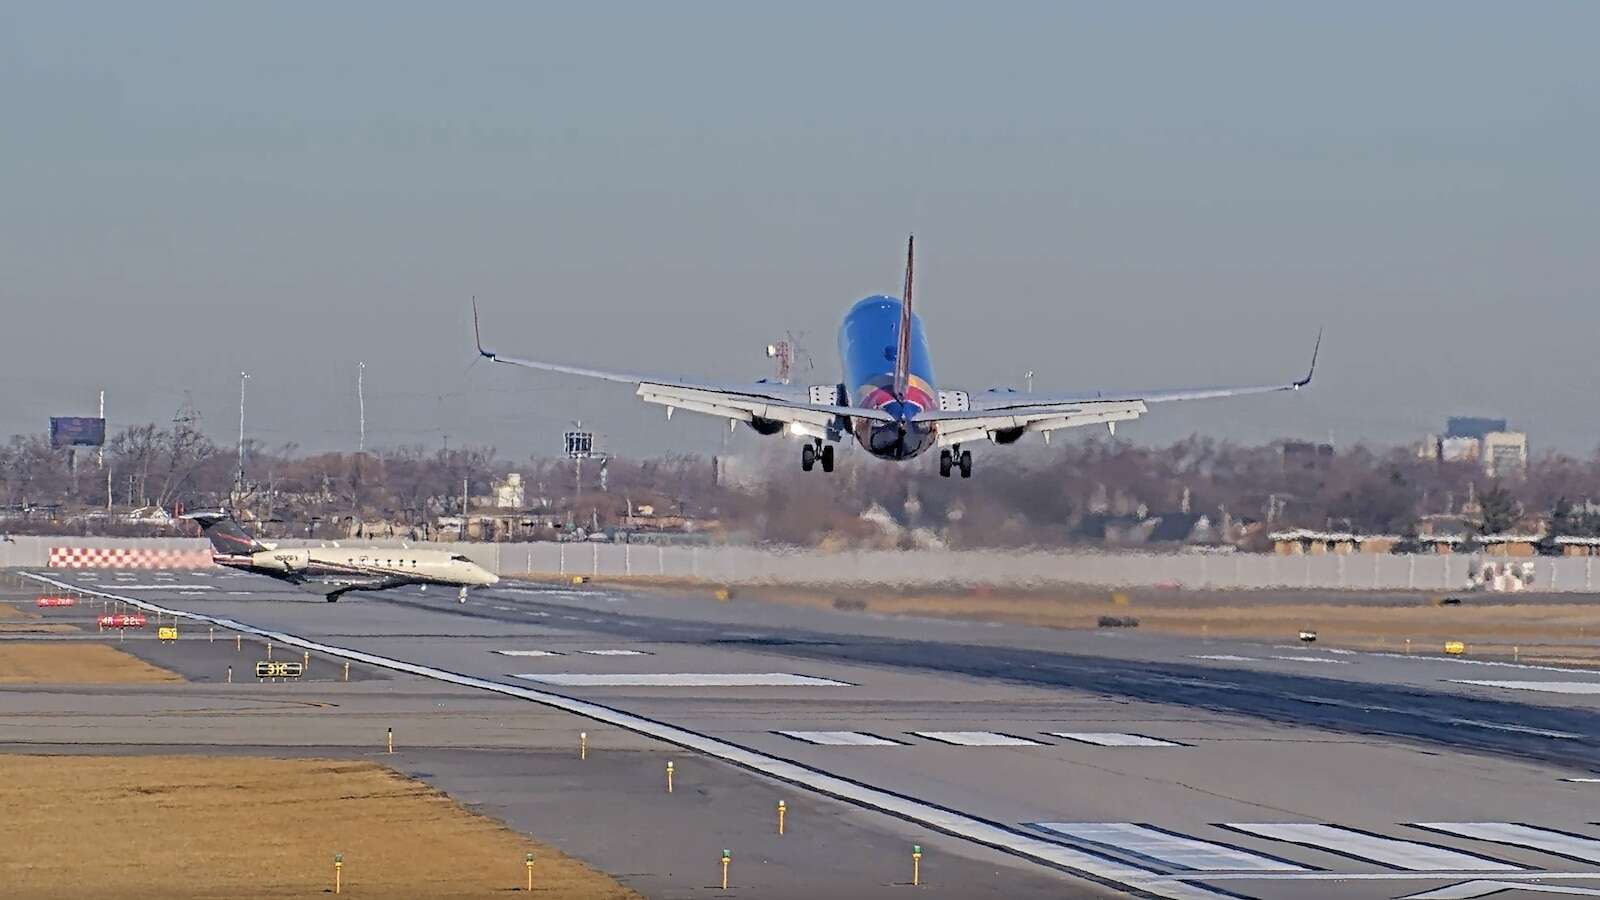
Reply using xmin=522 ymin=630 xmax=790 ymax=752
xmin=253 ymin=549 xmax=311 ymax=573
xmin=746 ymin=416 xmax=785 ymax=435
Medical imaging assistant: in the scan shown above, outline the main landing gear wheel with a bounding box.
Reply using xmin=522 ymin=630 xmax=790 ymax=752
xmin=801 ymin=443 xmax=816 ymax=472
xmin=458 ymin=586 xmax=469 ymax=603
xmin=958 ymin=449 xmax=973 ymax=479
xmin=939 ymin=449 xmax=953 ymax=478
xmin=820 ymin=444 xmax=835 ymax=473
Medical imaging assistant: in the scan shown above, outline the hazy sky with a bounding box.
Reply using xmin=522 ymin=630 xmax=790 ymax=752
xmin=3 ymin=2 xmax=1596 ymax=460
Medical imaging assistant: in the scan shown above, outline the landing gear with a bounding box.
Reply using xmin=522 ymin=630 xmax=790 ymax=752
xmin=939 ymin=447 xmax=973 ymax=478
xmin=458 ymin=585 xmax=469 ymax=604
xmin=801 ymin=441 xmax=835 ymax=473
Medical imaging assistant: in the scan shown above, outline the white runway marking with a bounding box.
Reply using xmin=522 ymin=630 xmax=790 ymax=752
xmin=1191 ymin=654 xmax=1255 ymax=662
xmin=913 ymin=731 xmax=1042 ymax=747
xmin=516 ymin=673 xmax=851 ymax=687
xmin=1034 ymin=822 xmax=1306 ymax=872
xmin=493 ymin=650 xmax=562 ymax=657
xmin=1222 ymin=823 xmax=1519 ymax=871
xmin=227 ymin=591 xmax=252 ymax=595
xmin=1448 ymin=718 xmax=1582 ymax=739
xmin=1270 ymin=655 xmax=1349 ymax=665
xmin=778 ymin=731 xmax=902 ymax=746
xmin=103 ymin=584 xmax=216 ymax=591
xmin=578 ymin=649 xmax=649 ymax=656
xmin=1452 ymin=680 xmax=1600 ymax=695
xmin=1562 ymin=777 xmax=1600 ymax=783
xmin=1395 ymin=879 xmax=1600 ymax=898
xmin=10 ymin=571 xmax=1280 ymax=900
xmin=1414 ymin=823 xmax=1600 ymax=864
xmin=1050 ymin=732 xmax=1183 ymax=748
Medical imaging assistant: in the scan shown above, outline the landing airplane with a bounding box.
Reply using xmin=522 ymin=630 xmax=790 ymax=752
xmin=474 ymin=237 xmax=1318 ymax=478
xmin=186 ymin=511 xmax=498 ymax=602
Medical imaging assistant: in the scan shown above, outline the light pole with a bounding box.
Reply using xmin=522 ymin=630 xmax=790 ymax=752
xmin=357 ymin=361 xmax=366 ymax=453
xmin=237 ymin=372 xmax=250 ymax=492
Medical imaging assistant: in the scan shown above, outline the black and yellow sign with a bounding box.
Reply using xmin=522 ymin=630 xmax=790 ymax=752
xmin=157 ymin=626 xmax=179 ymax=642
xmin=255 ymin=661 xmax=305 ymax=679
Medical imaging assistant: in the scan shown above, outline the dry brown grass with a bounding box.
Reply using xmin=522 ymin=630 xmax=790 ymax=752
xmin=0 ymin=643 xmax=183 ymax=684
xmin=0 ymin=601 xmax=33 ymax=621
xmin=0 ymin=755 xmax=640 ymax=900
xmin=581 ymin=579 xmax=1600 ymax=663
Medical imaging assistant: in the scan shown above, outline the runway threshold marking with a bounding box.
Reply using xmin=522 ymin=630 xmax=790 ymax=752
xmin=1412 ymin=823 xmax=1600 ymax=865
xmin=913 ymin=731 xmax=1043 ymax=747
xmin=1219 ymin=823 xmax=1520 ymax=871
xmin=517 ymin=673 xmax=850 ymax=687
xmin=778 ymin=731 xmax=903 ymax=746
xmin=1033 ymin=823 xmax=1307 ymax=872
xmin=1451 ymin=680 xmax=1600 ymax=696
xmin=7 ymin=571 xmax=1288 ymax=900
xmin=1050 ymin=732 xmax=1185 ymax=748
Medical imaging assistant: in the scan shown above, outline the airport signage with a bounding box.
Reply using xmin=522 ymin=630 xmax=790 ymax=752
xmin=157 ymin=626 xmax=179 ymax=642
xmin=35 ymin=596 xmax=76 ymax=608
xmin=97 ymin=613 xmax=147 ymax=629
xmin=255 ymin=661 xmax=304 ymax=679
xmin=49 ymin=416 xmax=106 ymax=449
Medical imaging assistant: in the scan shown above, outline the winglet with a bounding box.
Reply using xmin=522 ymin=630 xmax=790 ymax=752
xmin=1293 ymin=329 xmax=1322 ymax=389
xmin=472 ymin=296 xmax=494 ymax=360
xmin=893 ymin=235 xmax=914 ymax=403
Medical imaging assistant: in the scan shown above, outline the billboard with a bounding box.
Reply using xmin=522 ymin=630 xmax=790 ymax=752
xmin=50 ymin=417 xmax=106 ymax=449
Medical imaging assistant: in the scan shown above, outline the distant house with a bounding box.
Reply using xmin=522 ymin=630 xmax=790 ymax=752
xmin=1554 ymin=536 xmax=1600 ymax=557
xmin=1478 ymin=533 xmax=1542 ymax=557
xmin=1269 ymin=529 xmax=1399 ymax=555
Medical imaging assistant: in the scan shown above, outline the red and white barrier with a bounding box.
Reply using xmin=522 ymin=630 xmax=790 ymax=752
xmin=48 ymin=547 xmax=215 ymax=569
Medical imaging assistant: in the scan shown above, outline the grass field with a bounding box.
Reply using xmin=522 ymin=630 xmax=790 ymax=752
xmin=0 ymin=643 xmax=183 ymax=684
xmin=557 ymin=577 xmax=1600 ymax=665
xmin=0 ymin=755 xmax=641 ymax=900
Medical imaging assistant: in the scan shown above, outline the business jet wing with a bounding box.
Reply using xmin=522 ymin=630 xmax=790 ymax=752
xmin=473 ymin=303 xmax=895 ymax=430
xmin=917 ymin=333 xmax=1320 ymax=447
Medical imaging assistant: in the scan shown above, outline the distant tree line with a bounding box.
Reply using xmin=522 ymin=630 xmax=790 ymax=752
xmin=3 ymin=423 xmax=1599 ymax=549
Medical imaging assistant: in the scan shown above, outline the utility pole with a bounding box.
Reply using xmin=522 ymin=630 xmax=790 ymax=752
xmin=461 ymin=475 xmax=469 ymax=540
xmin=97 ymin=390 xmax=105 ymax=469
xmin=357 ymin=361 xmax=366 ymax=453
xmin=1025 ymin=370 xmax=1035 ymax=393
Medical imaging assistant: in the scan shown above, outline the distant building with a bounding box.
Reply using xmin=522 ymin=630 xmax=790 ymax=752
xmin=1482 ymin=431 xmax=1528 ymax=477
xmin=1280 ymin=441 xmax=1334 ymax=472
xmin=492 ymin=473 xmax=526 ymax=509
xmin=1446 ymin=417 xmax=1508 ymax=441
xmin=1440 ymin=436 xmax=1481 ymax=463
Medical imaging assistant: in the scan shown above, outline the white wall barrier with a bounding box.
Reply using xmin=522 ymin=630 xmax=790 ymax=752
xmin=3 ymin=534 xmax=1596 ymax=592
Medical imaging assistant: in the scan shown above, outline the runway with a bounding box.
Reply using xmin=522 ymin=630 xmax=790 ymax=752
xmin=22 ymin=567 xmax=1600 ymax=900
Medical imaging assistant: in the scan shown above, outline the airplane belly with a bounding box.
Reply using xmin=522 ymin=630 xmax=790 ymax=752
xmin=855 ymin=420 xmax=937 ymax=460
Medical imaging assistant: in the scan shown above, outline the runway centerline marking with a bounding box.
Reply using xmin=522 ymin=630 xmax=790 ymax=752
xmin=577 ymin=649 xmax=650 ymax=656
xmin=913 ymin=731 xmax=1043 ymax=747
xmin=1451 ymin=680 xmax=1600 ymax=696
xmin=516 ymin=673 xmax=851 ymax=687
xmin=493 ymin=649 xmax=563 ymax=657
xmin=1220 ymin=823 xmax=1521 ymax=871
xmin=778 ymin=731 xmax=903 ymax=747
xmin=1448 ymin=719 xmax=1582 ymax=739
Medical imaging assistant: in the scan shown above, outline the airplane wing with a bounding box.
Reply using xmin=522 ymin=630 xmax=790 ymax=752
xmin=917 ymin=333 xmax=1320 ymax=447
xmin=473 ymin=303 xmax=895 ymax=433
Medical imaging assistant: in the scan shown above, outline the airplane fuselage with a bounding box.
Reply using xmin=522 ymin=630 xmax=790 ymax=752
xmin=840 ymin=295 xmax=939 ymax=460
xmin=214 ymin=547 xmax=497 ymax=591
